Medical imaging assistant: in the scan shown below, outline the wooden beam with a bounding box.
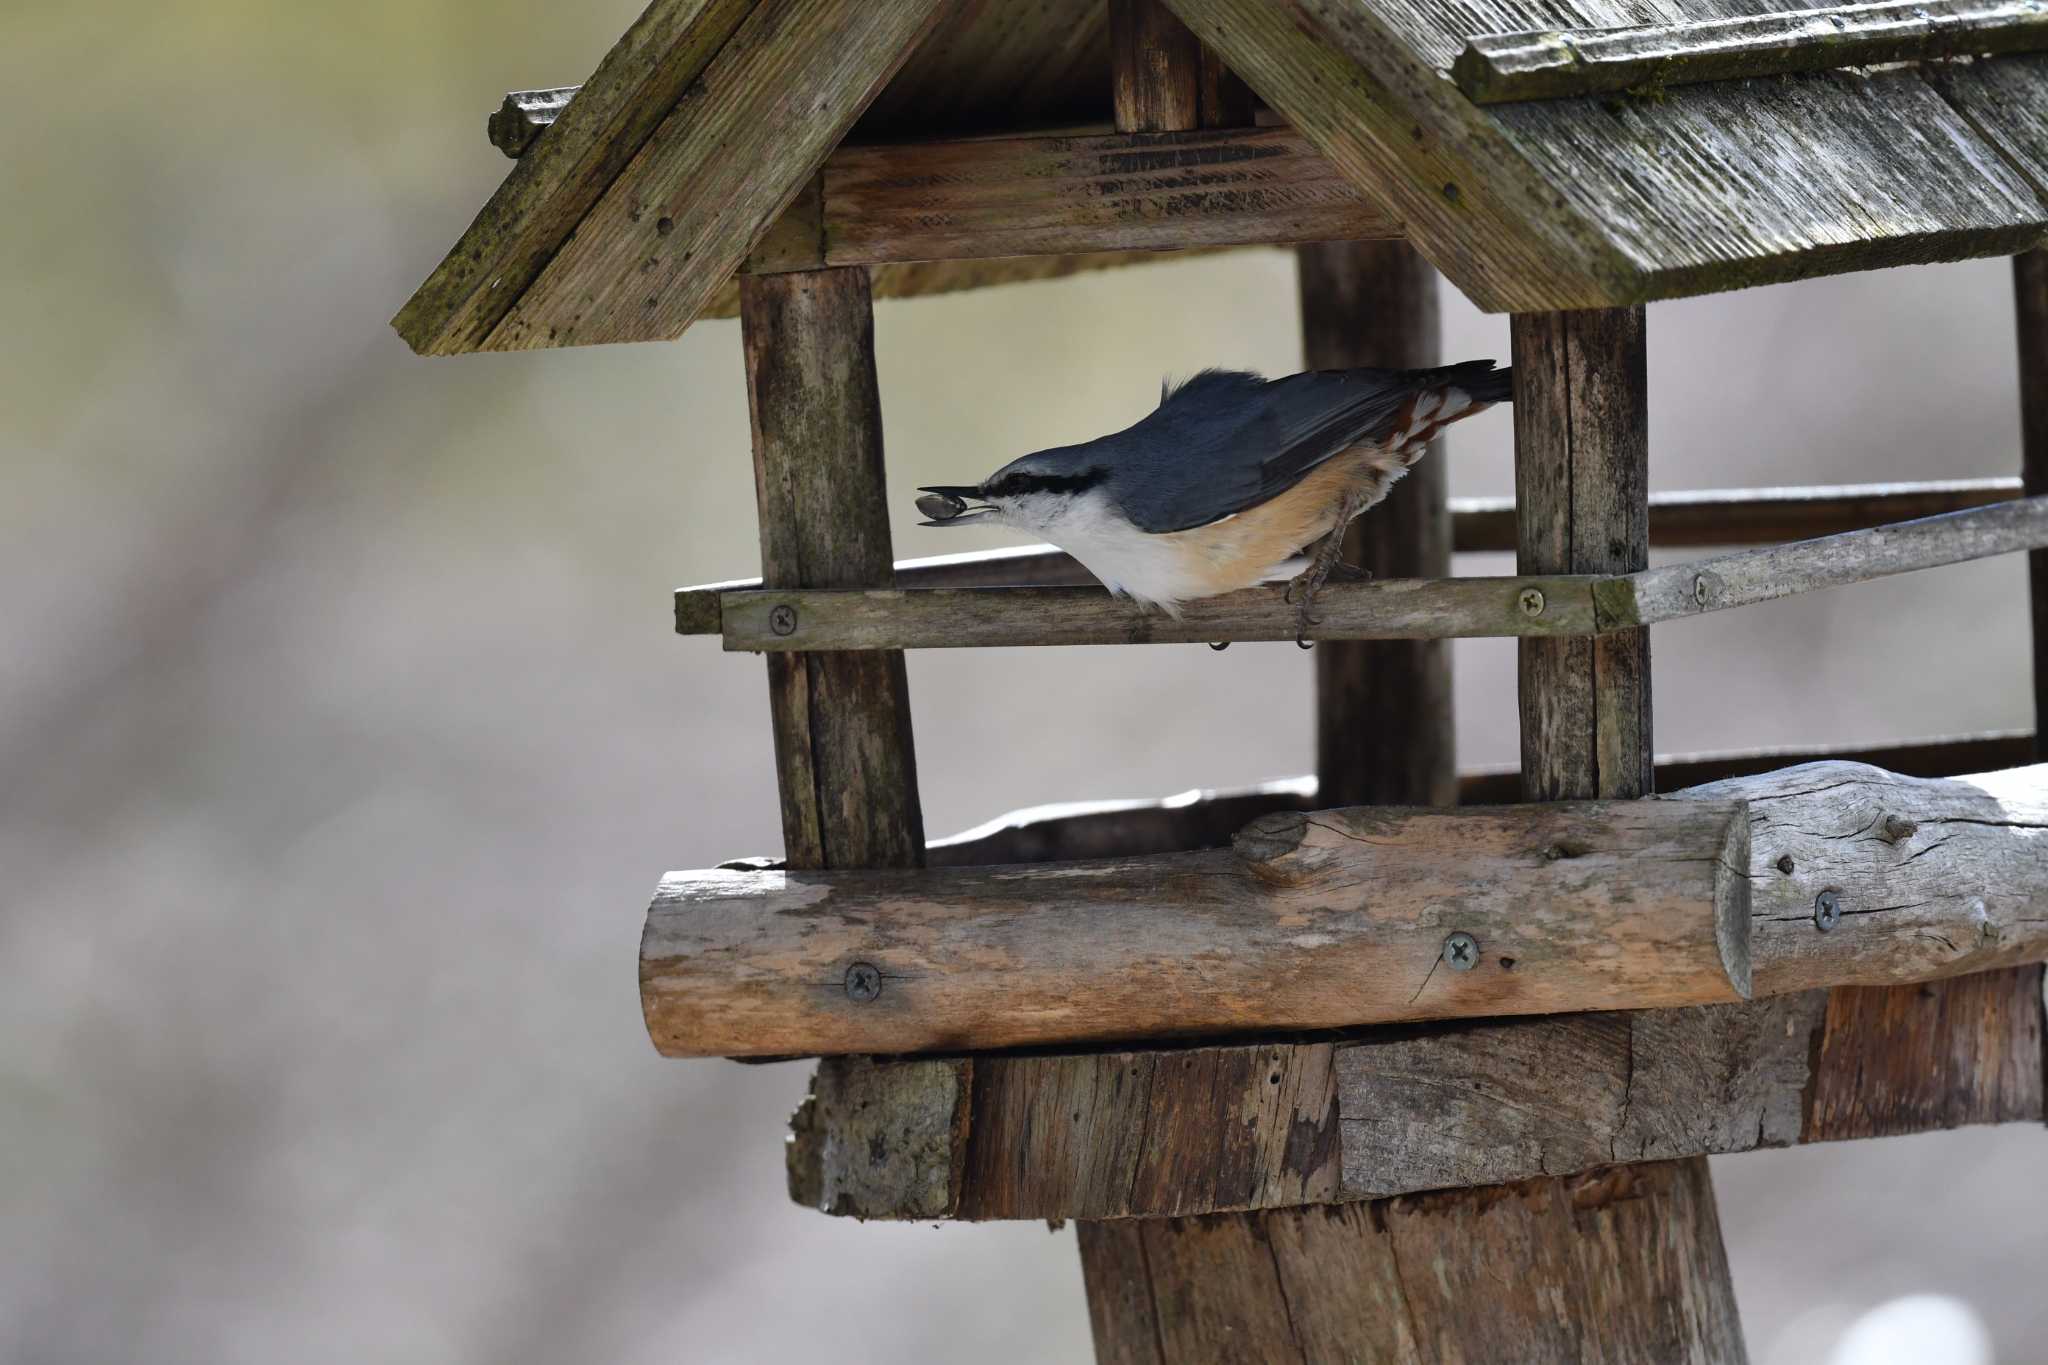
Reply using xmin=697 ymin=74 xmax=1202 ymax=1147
xmin=1303 ymin=241 xmax=1455 ymax=807
xmin=704 ymin=496 xmax=2048 ymax=649
xmin=1111 ymin=0 xmax=1201 ymax=132
xmin=673 ymin=478 xmax=2026 ymax=633
xmin=789 ymin=964 xmax=2046 ymax=1219
xmin=642 ymin=797 xmax=1753 ymax=1057
xmin=1454 ymin=0 xmax=2048 ymax=106
xmin=479 ymin=0 xmax=952 ymax=352
xmin=919 ymin=731 xmax=2036 ymax=866
xmin=2020 ymin=250 xmax=2048 ymax=760
xmin=741 ymin=269 xmax=924 ymax=870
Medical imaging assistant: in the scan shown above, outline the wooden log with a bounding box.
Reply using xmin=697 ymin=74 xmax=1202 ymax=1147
xmin=674 ymin=478 xmax=2026 ymax=633
xmin=392 ymin=0 xmax=758 ymax=355
xmin=1302 ymin=240 xmax=1456 ymax=808
xmin=642 ymin=798 xmax=1753 ymax=1058
xmin=1454 ymin=0 xmax=2048 ymax=106
xmin=741 ymin=269 xmax=924 ymax=870
xmin=789 ymin=964 xmax=2047 ymax=1219
xmin=917 ymin=731 xmax=2033 ymax=864
xmin=482 ymin=0 xmax=952 ymax=352
xmin=2021 ymin=250 xmax=2048 ymax=761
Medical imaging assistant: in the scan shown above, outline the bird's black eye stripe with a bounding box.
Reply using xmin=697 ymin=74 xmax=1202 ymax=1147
xmin=987 ymin=468 xmax=1107 ymax=498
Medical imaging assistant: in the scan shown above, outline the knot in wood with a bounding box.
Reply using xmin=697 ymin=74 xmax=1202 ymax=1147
xmin=1879 ymin=813 xmax=1919 ymax=844
xmin=1233 ymin=812 xmax=1313 ymax=884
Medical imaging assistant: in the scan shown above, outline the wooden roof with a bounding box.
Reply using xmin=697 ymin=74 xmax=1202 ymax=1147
xmin=394 ymin=0 xmax=2048 ymax=354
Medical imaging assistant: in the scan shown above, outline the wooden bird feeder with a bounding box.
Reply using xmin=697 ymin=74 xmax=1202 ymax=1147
xmin=398 ymin=0 xmax=2048 ymax=1356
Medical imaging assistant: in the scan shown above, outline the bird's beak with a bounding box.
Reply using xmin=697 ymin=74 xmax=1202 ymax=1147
xmin=916 ymin=486 xmax=996 ymax=527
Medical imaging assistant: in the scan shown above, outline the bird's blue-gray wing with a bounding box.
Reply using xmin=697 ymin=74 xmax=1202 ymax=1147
xmin=1113 ymin=366 xmax=1492 ymax=535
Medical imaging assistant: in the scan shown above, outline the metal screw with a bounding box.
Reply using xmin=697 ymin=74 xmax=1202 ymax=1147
xmin=844 ymin=961 xmax=882 ymax=1002
xmin=769 ymin=604 xmax=799 ymax=636
xmin=1518 ymin=588 xmax=1546 ymax=618
xmin=1442 ymin=932 xmax=1479 ymax=971
xmin=1693 ymin=574 xmax=1710 ymax=606
xmin=1813 ymin=890 xmax=1841 ymax=932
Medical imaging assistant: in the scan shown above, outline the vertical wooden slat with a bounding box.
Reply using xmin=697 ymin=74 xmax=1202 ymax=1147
xmin=1303 ymin=241 xmax=1455 ymax=807
xmin=741 ymin=268 xmax=924 ymax=869
xmin=2017 ymin=249 xmax=2048 ymax=760
xmin=1111 ymin=0 xmax=1202 ymax=132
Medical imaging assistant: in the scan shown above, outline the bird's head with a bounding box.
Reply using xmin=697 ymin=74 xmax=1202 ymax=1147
xmin=917 ymin=447 xmax=1108 ymax=535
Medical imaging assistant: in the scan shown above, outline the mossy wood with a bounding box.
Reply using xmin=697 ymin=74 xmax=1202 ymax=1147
xmin=786 ymin=965 xmax=2046 ymax=1220
xmin=704 ymin=496 xmax=2048 ymax=650
xmin=1454 ymin=0 xmax=2048 ymax=106
xmin=673 ymin=477 xmax=2025 ymax=635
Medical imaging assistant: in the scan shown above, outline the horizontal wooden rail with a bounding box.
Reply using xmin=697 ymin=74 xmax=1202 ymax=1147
xmin=789 ymin=965 xmax=2046 ymax=1219
xmin=922 ymin=731 xmax=2034 ymax=865
xmin=676 ymin=478 xmax=2022 ymax=634
xmin=644 ymin=761 xmax=2048 ymax=1058
xmin=1453 ymin=0 xmax=2048 ymax=106
xmin=707 ymin=497 xmax=2048 ymax=649
xmin=490 ymin=93 xmax=1397 ymax=260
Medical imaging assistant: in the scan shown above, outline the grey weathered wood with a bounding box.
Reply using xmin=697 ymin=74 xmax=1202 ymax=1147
xmin=641 ymin=798 xmax=1753 ymax=1057
xmin=488 ymin=86 xmax=578 ymax=158
xmin=674 ymin=478 xmax=2026 ymax=633
xmin=741 ymin=269 xmax=924 ymax=870
xmin=2021 ymin=250 xmax=2048 ymax=760
xmin=791 ymin=963 xmax=2046 ymax=1219
xmin=786 ymin=1055 xmax=966 ymax=1218
xmin=918 ymin=732 xmax=2035 ymax=866
xmin=1303 ymin=240 xmax=1455 ymax=807
xmin=1454 ymin=0 xmax=2048 ymax=106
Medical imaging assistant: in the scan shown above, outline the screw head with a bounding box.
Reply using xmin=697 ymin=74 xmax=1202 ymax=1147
xmin=1693 ymin=574 xmax=1711 ymax=606
xmin=768 ymin=604 xmax=799 ymax=636
xmin=1813 ymin=890 xmax=1841 ymax=932
xmin=1517 ymin=588 xmax=1546 ymax=618
xmin=844 ymin=961 xmax=882 ymax=1002
xmin=1442 ymin=932 xmax=1480 ymax=971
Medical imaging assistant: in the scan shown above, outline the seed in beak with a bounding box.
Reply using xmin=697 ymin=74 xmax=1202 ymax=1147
xmin=916 ymin=491 xmax=969 ymax=521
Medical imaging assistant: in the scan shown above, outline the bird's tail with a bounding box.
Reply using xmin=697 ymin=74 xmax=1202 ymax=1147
xmin=1418 ymin=359 xmax=1512 ymax=405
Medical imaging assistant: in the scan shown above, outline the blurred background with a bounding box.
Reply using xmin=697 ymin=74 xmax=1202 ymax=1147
xmin=4 ymin=1 xmax=2043 ymax=1361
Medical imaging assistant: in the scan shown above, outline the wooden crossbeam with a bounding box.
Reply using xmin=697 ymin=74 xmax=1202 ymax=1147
xmin=1454 ymin=0 xmax=2048 ymax=106
xmin=702 ymin=496 xmax=2048 ymax=649
xmin=641 ymin=761 xmax=2048 ymax=1059
xmin=787 ymin=964 xmax=2047 ymax=1220
xmin=674 ymin=478 xmax=2024 ymax=633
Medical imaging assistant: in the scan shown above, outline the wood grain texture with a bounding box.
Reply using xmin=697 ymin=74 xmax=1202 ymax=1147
xmin=482 ymin=0 xmax=951 ymax=351
xmin=1075 ymin=1163 xmax=1742 ymax=1360
xmin=1455 ymin=0 xmax=2048 ymax=105
xmin=1924 ymin=54 xmax=2048 ymax=201
xmin=642 ymin=799 xmax=1752 ymax=1057
xmin=817 ymin=127 xmax=1396 ymax=266
xmin=1112 ymin=0 xmax=1202 ymax=133
xmin=674 ymin=477 xmax=2027 ymax=632
xmin=392 ymin=0 xmax=755 ymax=354
xmin=1515 ymin=308 xmax=1652 ymax=802
xmin=790 ymin=964 xmax=2045 ymax=1218
xmin=919 ymin=733 xmax=2034 ymax=866
xmin=1303 ymin=241 xmax=1456 ymax=808
xmin=785 ymin=1055 xmax=967 ymax=1218
xmin=741 ymin=269 xmax=924 ymax=870
xmin=854 ymin=0 xmax=1110 ymax=139
xmin=2021 ymin=250 xmax=2048 ymax=759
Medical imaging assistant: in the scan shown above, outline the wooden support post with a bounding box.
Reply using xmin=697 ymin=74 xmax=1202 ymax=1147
xmin=1302 ymin=240 xmax=1454 ymax=806
xmin=2018 ymin=249 xmax=2048 ymax=759
xmin=740 ymin=268 xmax=924 ymax=870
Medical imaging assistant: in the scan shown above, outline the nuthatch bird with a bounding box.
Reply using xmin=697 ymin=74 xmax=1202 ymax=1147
xmin=916 ymin=362 xmax=1512 ymax=643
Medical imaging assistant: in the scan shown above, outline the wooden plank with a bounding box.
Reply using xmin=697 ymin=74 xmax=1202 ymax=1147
xmin=1612 ymin=495 xmax=2048 ymax=629
xmin=1515 ymin=308 xmax=1651 ymax=801
xmin=481 ymin=0 xmax=951 ymax=352
xmin=741 ymin=269 xmax=924 ymax=869
xmin=790 ymin=964 xmax=2046 ymax=1219
xmin=1454 ymin=0 xmax=2048 ymax=106
xmin=1925 ymin=54 xmax=2048 ymax=200
xmin=674 ymin=478 xmax=2026 ymax=632
xmin=1304 ymin=240 xmax=1455 ymax=807
xmin=392 ymin=0 xmax=756 ymax=355
xmin=917 ymin=734 xmax=2034 ymax=866
xmin=814 ymin=127 xmax=1396 ymax=267
xmin=718 ymin=576 xmax=1599 ymax=649
xmin=639 ymin=798 xmax=1754 ymax=1057
xmin=1112 ymin=0 xmax=1202 ymax=133
xmin=705 ymin=494 xmax=2048 ymax=648
xmin=2021 ymin=251 xmax=2048 ymax=760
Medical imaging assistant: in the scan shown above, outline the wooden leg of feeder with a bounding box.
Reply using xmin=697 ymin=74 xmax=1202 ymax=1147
xmin=2017 ymin=249 xmax=2048 ymax=759
xmin=1301 ymin=240 xmax=1454 ymax=806
xmin=740 ymin=268 xmax=924 ymax=870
